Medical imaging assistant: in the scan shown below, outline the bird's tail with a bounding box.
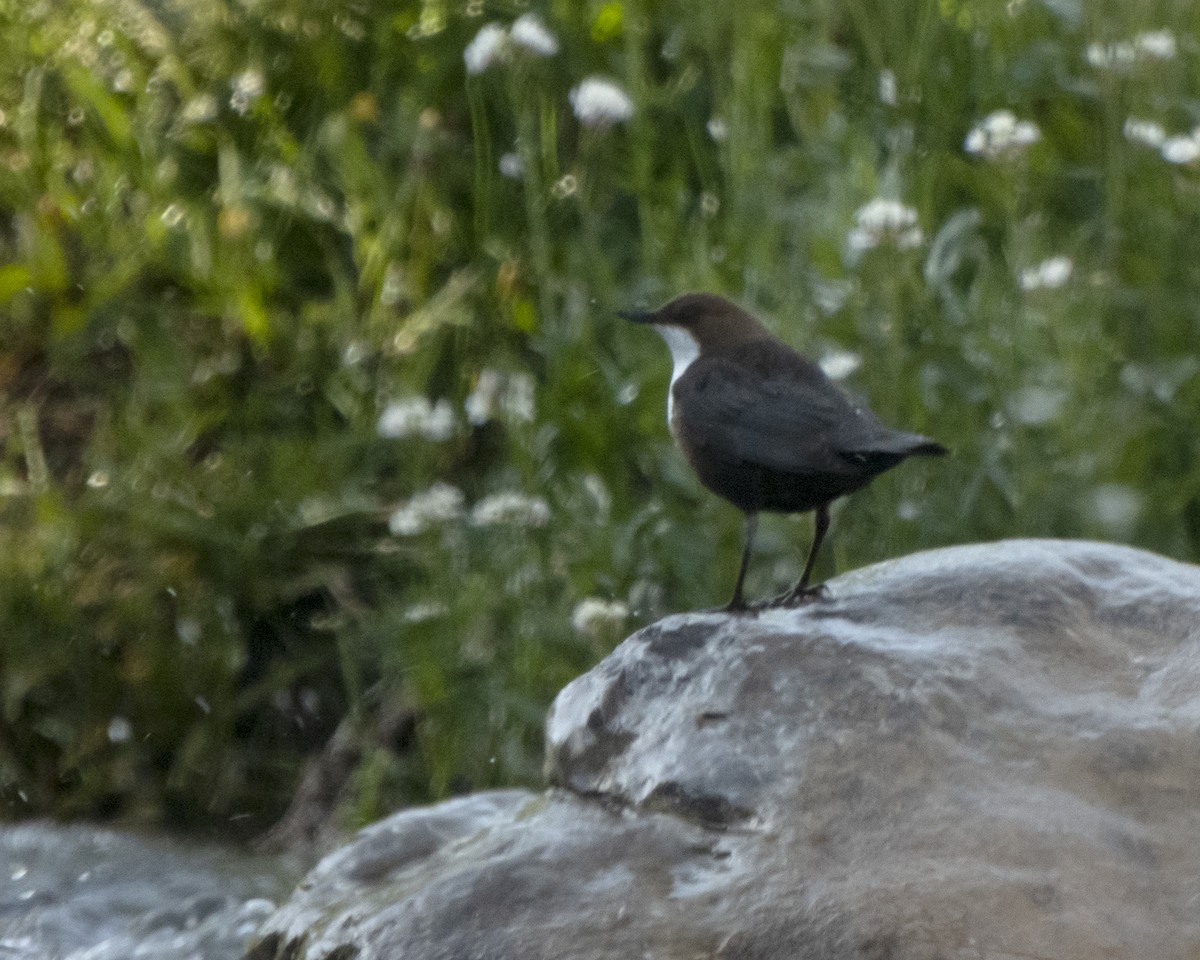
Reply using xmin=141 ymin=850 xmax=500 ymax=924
xmin=908 ymin=436 xmax=948 ymax=457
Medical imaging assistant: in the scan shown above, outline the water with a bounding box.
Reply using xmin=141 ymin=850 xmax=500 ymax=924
xmin=0 ymin=823 xmax=297 ymax=960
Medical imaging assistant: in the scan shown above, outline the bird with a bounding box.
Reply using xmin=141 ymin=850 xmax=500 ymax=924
xmin=620 ymin=292 xmax=946 ymax=611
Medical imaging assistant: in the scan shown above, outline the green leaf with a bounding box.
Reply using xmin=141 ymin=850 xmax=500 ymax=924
xmin=0 ymin=264 xmax=31 ymax=303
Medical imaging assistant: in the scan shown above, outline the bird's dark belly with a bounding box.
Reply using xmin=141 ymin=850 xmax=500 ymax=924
xmin=686 ymin=451 xmax=882 ymax=514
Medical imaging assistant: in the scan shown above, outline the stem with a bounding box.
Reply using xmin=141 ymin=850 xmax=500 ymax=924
xmin=466 ymin=82 xmax=492 ymax=243
xmin=512 ymin=75 xmax=555 ymax=331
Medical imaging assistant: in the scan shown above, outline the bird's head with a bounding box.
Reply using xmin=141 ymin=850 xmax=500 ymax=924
xmin=619 ymin=292 xmax=770 ymax=356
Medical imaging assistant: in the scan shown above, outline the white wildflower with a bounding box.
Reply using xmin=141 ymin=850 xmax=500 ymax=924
xmin=582 ymin=473 xmax=611 ymax=519
xmin=465 ymin=370 xmax=503 ymax=425
xmin=1134 ymin=30 xmax=1177 ymax=60
xmin=1087 ymin=31 xmax=1176 ymax=70
xmin=388 ymin=483 xmax=465 ymax=536
xmin=230 ymin=69 xmax=265 ymax=115
xmin=963 ymin=110 xmax=1041 ymax=160
xmin=846 ymin=198 xmax=924 ymax=253
xmin=471 ymin=491 xmax=551 ymax=528
xmin=377 ymin=396 xmax=457 ymax=441
xmin=378 ymin=262 xmax=408 ymax=307
xmin=1161 ymin=135 xmax=1200 ymax=164
xmin=342 ymin=340 xmax=369 ymax=366
xmin=571 ymin=598 xmax=629 ymax=638
xmin=464 ymin=22 xmax=508 ymax=74
xmin=181 ymin=93 xmax=218 ymax=125
xmin=73 ymin=158 xmax=94 ymax=185
xmin=499 ymin=371 xmax=535 ymax=421
xmin=569 ymin=76 xmax=634 ymax=128
xmin=1086 ymin=41 xmax=1136 ymax=70
xmin=107 ymin=717 xmax=133 ymax=744
xmin=267 ymin=164 xmax=299 ymax=206
xmin=176 ymin=618 xmax=202 ymax=645
xmin=551 ymin=173 xmax=577 ymax=198
xmin=1019 ymin=255 xmax=1074 ymax=291
xmin=465 ymin=369 xmax=536 ymax=425
xmin=1123 ymin=117 xmax=1166 ymax=148
xmin=819 ymin=348 xmax=863 ymax=381
xmin=706 ymin=116 xmax=729 ymax=142
xmin=403 ymin=601 xmax=450 ymax=623
xmin=1090 ymin=484 xmax=1142 ymax=535
xmin=1007 ymin=385 xmax=1067 ymax=425
xmin=510 ymin=14 xmax=558 ymax=57
xmin=879 ymin=68 xmax=898 ymax=106
xmin=498 ymin=151 xmax=523 ymax=178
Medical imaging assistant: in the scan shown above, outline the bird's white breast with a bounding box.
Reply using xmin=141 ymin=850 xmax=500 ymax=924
xmin=654 ymin=325 xmax=699 ymax=429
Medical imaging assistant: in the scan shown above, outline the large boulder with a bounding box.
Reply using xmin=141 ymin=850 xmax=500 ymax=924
xmin=248 ymin=540 xmax=1200 ymax=960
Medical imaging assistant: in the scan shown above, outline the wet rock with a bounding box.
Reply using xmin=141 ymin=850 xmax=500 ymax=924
xmin=249 ymin=540 xmax=1200 ymax=960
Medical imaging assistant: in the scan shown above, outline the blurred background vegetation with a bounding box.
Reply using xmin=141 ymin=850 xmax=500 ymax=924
xmin=3 ymin=0 xmax=1200 ymax=839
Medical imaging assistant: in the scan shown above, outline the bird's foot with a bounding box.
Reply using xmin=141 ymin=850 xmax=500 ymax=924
xmin=760 ymin=582 xmax=829 ymax=609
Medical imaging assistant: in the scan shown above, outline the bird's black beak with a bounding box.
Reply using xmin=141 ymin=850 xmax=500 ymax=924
xmin=617 ymin=308 xmax=655 ymax=323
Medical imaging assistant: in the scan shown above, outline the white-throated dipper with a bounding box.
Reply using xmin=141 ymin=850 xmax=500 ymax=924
xmin=621 ymin=292 xmax=946 ymax=611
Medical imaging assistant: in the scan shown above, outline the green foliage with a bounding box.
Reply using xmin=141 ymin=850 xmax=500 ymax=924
xmin=2 ymin=0 xmax=1200 ymax=832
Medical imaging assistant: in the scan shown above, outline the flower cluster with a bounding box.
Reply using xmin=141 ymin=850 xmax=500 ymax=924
xmin=471 ymin=491 xmax=551 ymax=528
xmin=388 ymin=486 xmax=552 ymax=537
xmin=1089 ymin=484 xmax=1143 ymax=536
xmin=388 ymin=483 xmax=466 ymax=536
xmin=1019 ymin=256 xmax=1073 ymax=291
xmin=846 ymin=198 xmax=924 ymax=254
xmin=1123 ymin=118 xmax=1166 ymax=149
xmin=402 ymin=601 xmax=450 ymax=623
xmin=878 ymin=69 xmax=898 ymax=106
xmin=1086 ymin=30 xmax=1177 ymax=70
xmin=464 ymin=17 xmax=634 ymax=129
xmin=230 ymin=69 xmax=265 ymax=116
xmin=818 ymin=348 xmax=863 ymax=381
xmin=464 ymin=369 xmax=536 ymax=426
xmin=464 ymin=14 xmax=559 ymax=74
xmin=570 ymin=598 xmax=629 ymax=639
xmin=1162 ymin=134 xmax=1200 ymax=165
xmin=379 ymin=368 xmax=538 ymax=445
xmin=569 ymin=77 xmax=635 ymax=128
xmin=510 ymin=14 xmax=559 ymax=56
xmin=498 ymin=152 xmax=523 ymax=179
xmin=181 ymin=94 xmax=218 ymax=125
xmin=377 ymin=396 xmax=457 ymax=441
xmin=1124 ymin=117 xmax=1200 ymax=165
xmin=963 ymin=110 xmax=1041 ymax=160
xmin=464 ymin=23 xmax=507 ymax=74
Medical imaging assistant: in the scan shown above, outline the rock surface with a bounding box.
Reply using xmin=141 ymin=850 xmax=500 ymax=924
xmin=249 ymin=539 xmax=1200 ymax=960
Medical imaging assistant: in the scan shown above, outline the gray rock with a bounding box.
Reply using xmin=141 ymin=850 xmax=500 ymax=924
xmin=249 ymin=539 xmax=1200 ymax=960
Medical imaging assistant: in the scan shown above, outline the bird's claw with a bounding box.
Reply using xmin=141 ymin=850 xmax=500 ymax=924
xmin=717 ymin=583 xmax=830 ymax=615
xmin=757 ymin=582 xmax=829 ymax=609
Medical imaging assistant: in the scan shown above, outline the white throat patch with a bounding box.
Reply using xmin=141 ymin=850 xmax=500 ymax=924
xmin=654 ymin=325 xmax=699 ymax=427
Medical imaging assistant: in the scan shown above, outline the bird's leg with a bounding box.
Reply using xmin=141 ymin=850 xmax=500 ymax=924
xmin=724 ymin=512 xmax=758 ymax=612
xmin=782 ymin=503 xmax=830 ymax=605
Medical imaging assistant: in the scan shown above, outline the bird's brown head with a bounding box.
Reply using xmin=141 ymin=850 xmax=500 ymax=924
xmin=619 ymin=292 xmax=771 ymax=353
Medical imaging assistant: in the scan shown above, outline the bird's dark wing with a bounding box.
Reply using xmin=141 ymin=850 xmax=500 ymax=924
xmin=673 ymin=345 xmax=937 ymax=477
